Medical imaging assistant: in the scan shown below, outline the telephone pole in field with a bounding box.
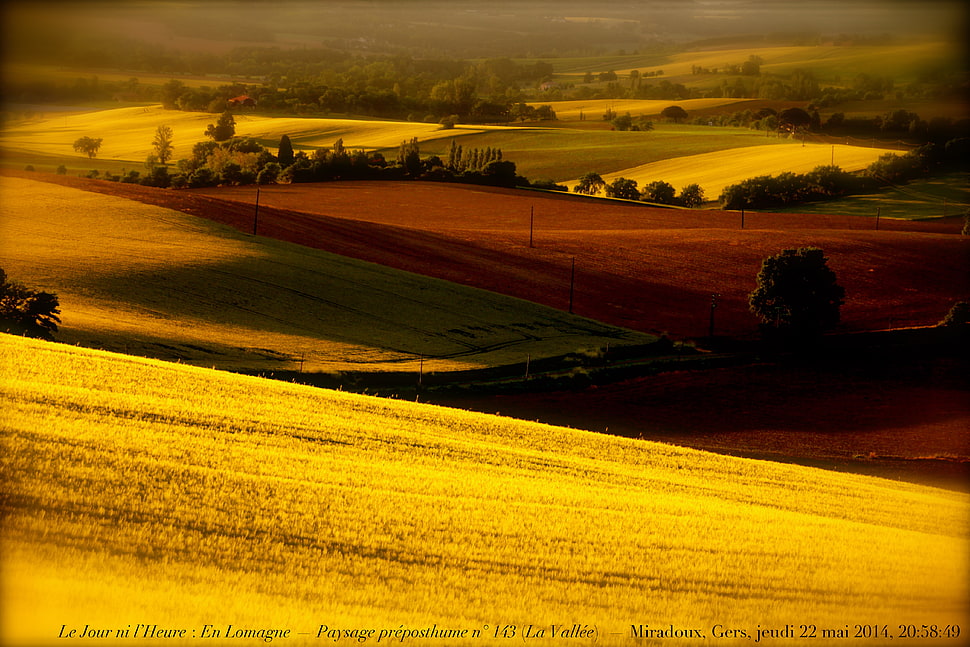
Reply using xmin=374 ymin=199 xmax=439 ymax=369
xmin=253 ymin=184 xmax=261 ymax=235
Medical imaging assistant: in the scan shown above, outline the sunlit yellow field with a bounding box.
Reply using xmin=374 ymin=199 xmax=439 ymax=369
xmin=565 ymin=142 xmax=898 ymax=200
xmin=0 ymin=105 xmax=498 ymax=164
xmin=531 ymin=98 xmax=741 ymax=121
xmin=0 ymin=176 xmax=650 ymax=373
xmin=2 ymin=334 xmax=967 ymax=646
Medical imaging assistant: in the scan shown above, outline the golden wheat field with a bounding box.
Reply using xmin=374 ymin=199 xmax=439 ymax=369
xmin=0 ymin=105 xmax=496 ymax=164
xmin=1 ymin=334 xmax=967 ymax=646
xmin=532 ymin=98 xmax=742 ymax=121
xmin=566 ymin=142 xmax=899 ymax=199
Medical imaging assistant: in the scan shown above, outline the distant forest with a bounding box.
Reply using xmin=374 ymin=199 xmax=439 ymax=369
xmin=7 ymin=42 xmax=966 ymax=128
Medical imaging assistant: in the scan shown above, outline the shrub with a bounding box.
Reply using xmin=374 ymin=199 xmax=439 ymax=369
xmin=939 ymin=301 xmax=970 ymax=327
xmin=0 ymin=267 xmax=61 ymax=340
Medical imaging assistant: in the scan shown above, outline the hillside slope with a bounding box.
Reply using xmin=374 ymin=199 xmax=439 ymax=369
xmin=0 ymin=175 xmax=653 ymax=373
xmin=2 ymin=334 xmax=968 ymax=646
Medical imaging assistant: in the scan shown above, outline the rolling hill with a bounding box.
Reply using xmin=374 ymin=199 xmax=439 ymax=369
xmin=2 ymin=334 xmax=967 ymax=646
xmin=0 ymin=175 xmax=653 ymax=374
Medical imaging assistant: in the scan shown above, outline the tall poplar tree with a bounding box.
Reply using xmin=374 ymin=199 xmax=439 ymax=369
xmin=153 ymin=125 xmax=174 ymax=164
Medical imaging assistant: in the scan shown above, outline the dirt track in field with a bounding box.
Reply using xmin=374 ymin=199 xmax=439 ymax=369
xmin=9 ymin=170 xmax=968 ymax=489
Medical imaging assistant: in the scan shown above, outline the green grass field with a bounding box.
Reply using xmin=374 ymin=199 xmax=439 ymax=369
xmin=417 ymin=123 xmax=794 ymax=183
xmin=775 ymin=172 xmax=970 ymax=220
xmin=2 ymin=334 xmax=967 ymax=646
xmin=0 ymin=176 xmax=652 ymax=373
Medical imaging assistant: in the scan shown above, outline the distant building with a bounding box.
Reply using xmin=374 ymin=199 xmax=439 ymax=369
xmin=228 ymin=95 xmax=257 ymax=109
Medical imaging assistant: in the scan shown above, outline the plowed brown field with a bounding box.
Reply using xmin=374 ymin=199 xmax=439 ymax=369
xmin=191 ymin=180 xmax=967 ymax=339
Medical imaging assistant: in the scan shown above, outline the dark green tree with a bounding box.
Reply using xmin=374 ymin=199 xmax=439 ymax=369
xmin=153 ymin=125 xmax=174 ymax=164
xmin=749 ymin=247 xmax=845 ymax=338
xmin=481 ymin=160 xmax=518 ymax=187
xmin=205 ymin=111 xmax=236 ymax=142
xmin=678 ymin=183 xmax=705 ymax=208
xmin=574 ymin=172 xmax=605 ymax=196
xmin=641 ymin=180 xmax=677 ymax=205
xmin=73 ymin=136 xmax=103 ymax=158
xmin=160 ymin=79 xmax=185 ymax=110
xmin=660 ymin=105 xmax=688 ymax=123
xmin=398 ymin=137 xmax=422 ymax=177
xmin=605 ymin=177 xmax=640 ymax=200
xmin=778 ymin=107 xmax=813 ymax=133
xmin=277 ymin=134 xmax=295 ymax=167
xmin=612 ymin=113 xmax=634 ymax=131
xmin=0 ymin=268 xmax=61 ymax=340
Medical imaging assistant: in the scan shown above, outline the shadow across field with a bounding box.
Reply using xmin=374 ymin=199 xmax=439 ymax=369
xmin=429 ymin=330 xmax=970 ymax=491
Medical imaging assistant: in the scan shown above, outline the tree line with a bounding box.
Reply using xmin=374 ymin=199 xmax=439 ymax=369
xmin=570 ymin=137 xmax=968 ymax=210
xmin=719 ymin=141 xmax=969 ymax=210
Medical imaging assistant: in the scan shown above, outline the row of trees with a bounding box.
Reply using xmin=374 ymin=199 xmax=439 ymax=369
xmin=573 ymin=173 xmax=705 ymax=207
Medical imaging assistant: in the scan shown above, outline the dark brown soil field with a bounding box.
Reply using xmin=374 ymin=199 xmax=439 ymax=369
xmin=190 ymin=181 xmax=967 ymax=340
xmin=9 ymin=170 xmax=968 ymax=490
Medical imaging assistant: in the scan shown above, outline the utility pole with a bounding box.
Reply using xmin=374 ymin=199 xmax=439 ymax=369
xmin=568 ymin=257 xmax=575 ymax=314
xmin=529 ymin=205 xmax=534 ymax=248
xmin=875 ymin=206 xmax=881 ymax=231
xmin=253 ymin=184 xmax=261 ymax=235
xmin=708 ymin=293 xmax=720 ymax=338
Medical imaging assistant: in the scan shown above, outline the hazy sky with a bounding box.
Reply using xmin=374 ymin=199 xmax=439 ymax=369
xmin=2 ymin=0 xmax=967 ymax=63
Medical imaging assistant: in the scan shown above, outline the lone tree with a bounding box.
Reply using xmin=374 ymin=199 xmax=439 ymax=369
xmin=152 ymin=125 xmax=174 ymax=164
xmin=277 ymin=134 xmax=295 ymax=167
xmin=778 ymin=107 xmax=813 ymax=133
xmin=0 ymin=268 xmax=61 ymax=340
xmin=73 ymin=136 xmax=103 ymax=158
xmin=749 ymin=247 xmax=845 ymax=338
xmin=205 ymin=110 xmax=236 ymax=142
xmin=660 ymin=105 xmax=688 ymax=123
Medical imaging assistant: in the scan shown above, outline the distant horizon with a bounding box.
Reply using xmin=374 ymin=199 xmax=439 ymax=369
xmin=2 ymin=0 xmax=966 ymax=64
